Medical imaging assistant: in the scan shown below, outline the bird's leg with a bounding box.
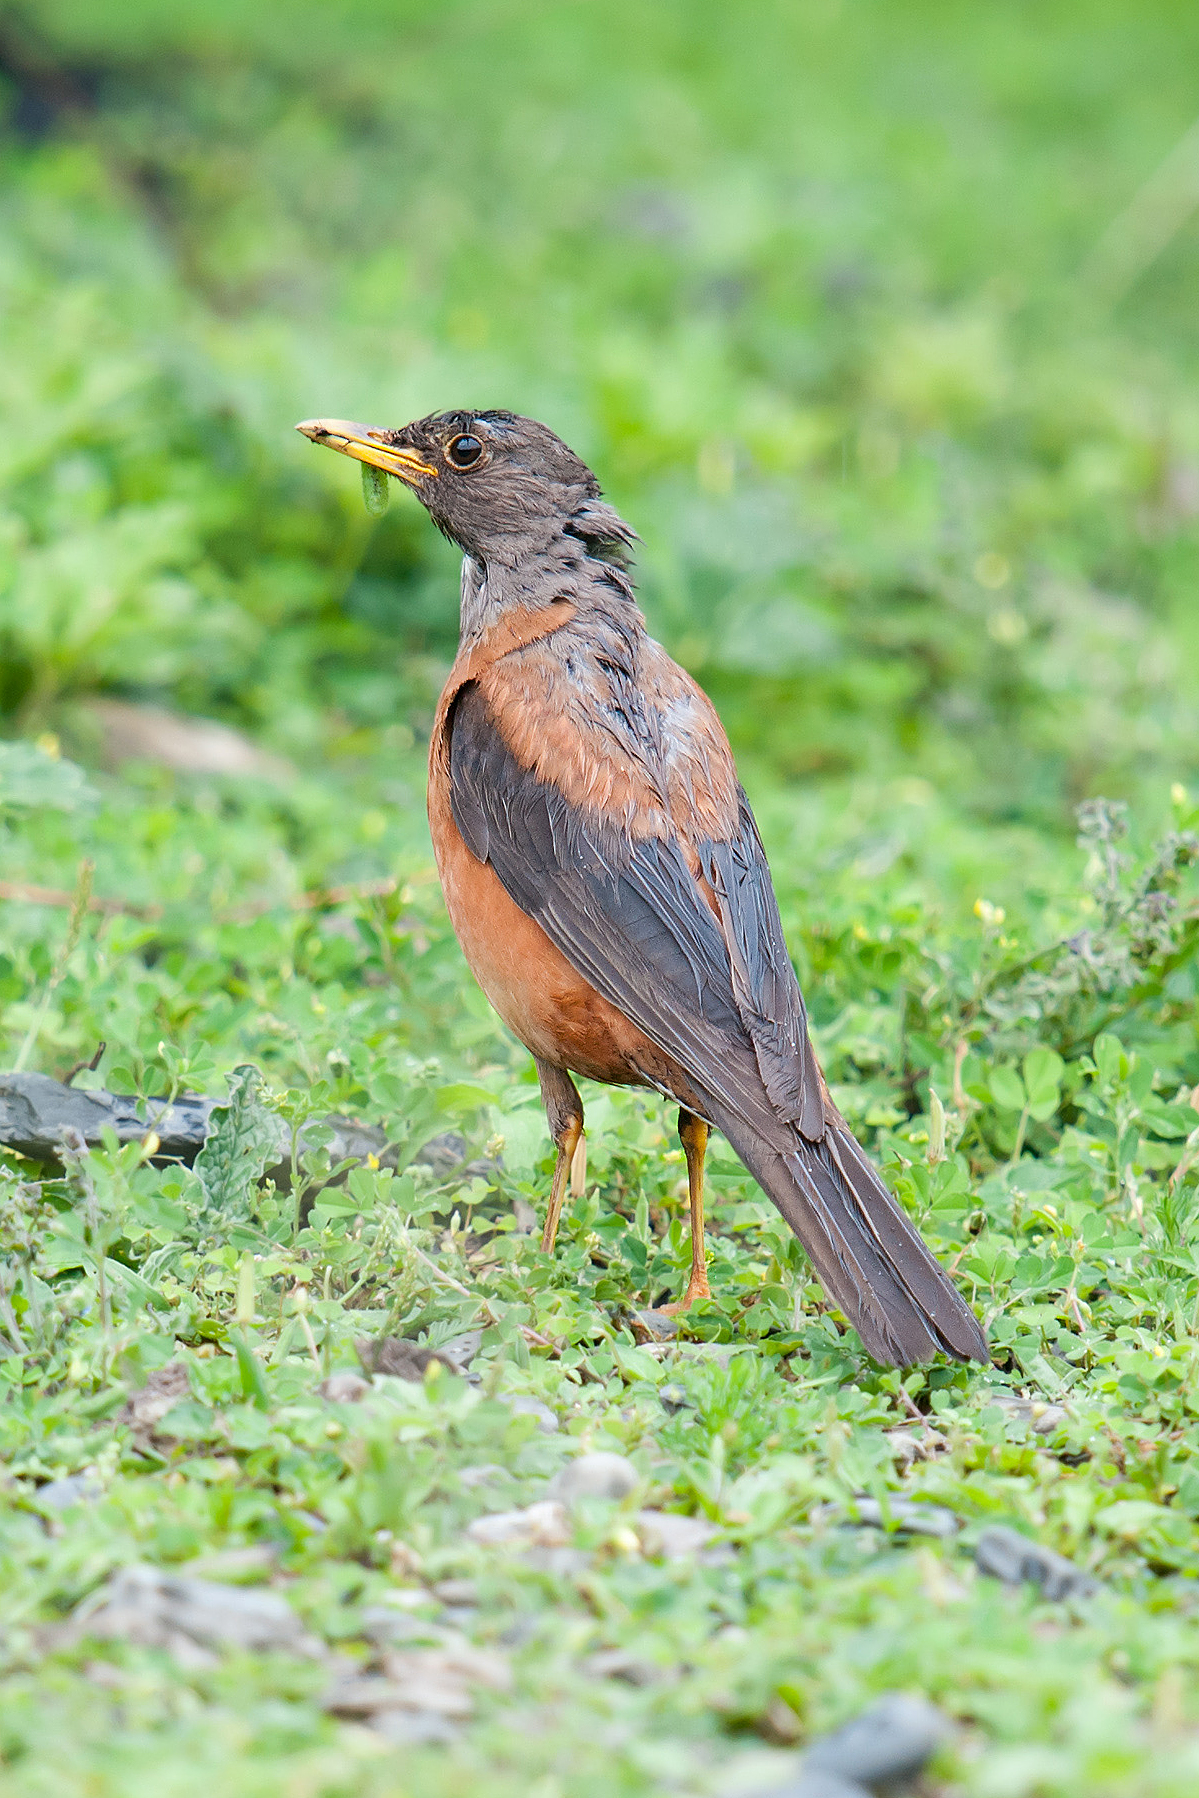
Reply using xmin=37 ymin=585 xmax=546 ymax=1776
xmin=535 ymin=1059 xmax=584 ymax=1255
xmin=662 ymin=1108 xmax=711 ymax=1312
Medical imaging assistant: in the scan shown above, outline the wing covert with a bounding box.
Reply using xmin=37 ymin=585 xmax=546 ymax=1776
xmin=447 ymin=680 xmax=826 ymax=1142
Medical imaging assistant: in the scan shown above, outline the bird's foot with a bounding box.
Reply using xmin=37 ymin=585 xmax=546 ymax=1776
xmin=659 ymin=1275 xmax=711 ymax=1317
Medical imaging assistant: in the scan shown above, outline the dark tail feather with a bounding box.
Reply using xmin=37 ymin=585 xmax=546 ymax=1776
xmin=720 ymin=1114 xmax=989 ymax=1366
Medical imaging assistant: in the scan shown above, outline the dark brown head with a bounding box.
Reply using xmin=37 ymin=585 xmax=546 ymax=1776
xmin=296 ymin=409 xmax=635 ymax=568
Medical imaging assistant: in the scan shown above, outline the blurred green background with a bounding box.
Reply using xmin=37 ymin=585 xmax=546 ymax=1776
xmin=5 ymin=0 xmax=1199 ymax=853
xmin=8 ymin=15 xmax=1199 ymax=1795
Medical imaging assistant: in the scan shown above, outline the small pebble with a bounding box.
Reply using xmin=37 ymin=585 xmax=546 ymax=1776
xmin=975 ymin=1525 xmax=1100 ymax=1600
xmin=632 ymin=1309 xmax=680 ymax=1342
xmin=457 ymin=1463 xmax=508 ymax=1489
xmin=843 ymin=1496 xmax=961 ymax=1539
xmin=635 ymin=1509 xmax=716 ymax=1559
xmin=986 ymin=1392 xmax=1068 ymax=1436
xmin=745 ymin=1775 xmax=869 ymax=1798
xmin=505 ymin=1394 xmax=559 ymax=1432
xmin=582 ymin=1646 xmax=661 ymax=1686
xmin=34 ymin=1473 xmax=102 ymax=1512
xmin=317 ymin=1372 xmax=370 ymax=1404
xmin=805 ymin=1691 xmax=951 ymax=1787
xmin=465 ymin=1500 xmax=570 ymax=1549
xmin=548 ymin=1452 xmax=640 ymax=1504
xmin=429 ymin=1578 xmax=480 ymax=1608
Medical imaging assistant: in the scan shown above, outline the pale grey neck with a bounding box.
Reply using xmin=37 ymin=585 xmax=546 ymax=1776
xmin=457 ymin=535 xmax=618 ymax=644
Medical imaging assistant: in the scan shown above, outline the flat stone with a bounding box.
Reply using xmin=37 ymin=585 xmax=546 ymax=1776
xmin=582 ymin=1646 xmax=662 ymax=1685
xmin=975 ymin=1525 xmax=1100 ymax=1600
xmin=34 ymin=1473 xmax=103 ymax=1511
xmin=355 ymin=1336 xmax=462 ymax=1382
xmin=466 ymin=1499 xmax=570 ymax=1549
xmin=318 ymin=1371 xmax=370 ymax=1404
xmin=457 ymin=1463 xmax=508 ymax=1489
xmin=504 ymin=1394 xmax=559 ymax=1432
xmin=437 ymin=1331 xmax=484 ymax=1376
xmin=631 ymin=1309 xmax=681 ymax=1342
xmin=740 ymin=1775 xmax=869 ymax=1798
xmin=521 ymin=1545 xmax=593 ymax=1576
xmin=67 ymin=1564 xmax=320 ymax=1660
xmin=83 ymin=698 xmax=293 ymax=780
xmin=381 ymin=1640 xmax=511 ymax=1709
xmin=986 ymin=1392 xmax=1068 ymax=1436
xmin=805 ymin=1692 xmax=951 ymax=1786
xmin=842 ymin=1496 xmax=962 ymax=1539
xmin=548 ymin=1452 xmax=640 ymax=1504
xmin=371 ymin=1708 xmax=460 ymax=1746
xmin=429 ymin=1578 xmax=480 ymax=1608
xmin=635 ymin=1509 xmax=716 ymax=1559
xmin=120 ymin=1361 xmax=191 ymax=1432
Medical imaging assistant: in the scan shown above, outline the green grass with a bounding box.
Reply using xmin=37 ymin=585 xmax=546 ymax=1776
xmin=5 ymin=1 xmax=1199 ymax=1791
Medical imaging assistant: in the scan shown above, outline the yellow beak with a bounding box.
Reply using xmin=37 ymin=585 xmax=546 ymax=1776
xmin=295 ymin=418 xmax=438 ymax=485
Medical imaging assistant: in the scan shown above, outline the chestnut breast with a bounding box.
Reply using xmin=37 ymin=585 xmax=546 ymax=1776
xmin=427 ymin=600 xmax=675 ymax=1088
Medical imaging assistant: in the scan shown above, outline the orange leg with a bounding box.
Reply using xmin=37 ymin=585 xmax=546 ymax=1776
xmin=662 ymin=1108 xmax=711 ymax=1312
xmin=536 ymin=1060 xmax=584 ymax=1255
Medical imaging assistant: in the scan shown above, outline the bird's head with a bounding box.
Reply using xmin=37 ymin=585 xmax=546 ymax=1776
xmin=296 ymin=409 xmax=634 ymax=567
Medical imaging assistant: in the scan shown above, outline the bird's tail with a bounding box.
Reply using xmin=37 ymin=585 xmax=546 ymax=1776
xmin=719 ymin=1113 xmax=989 ymax=1366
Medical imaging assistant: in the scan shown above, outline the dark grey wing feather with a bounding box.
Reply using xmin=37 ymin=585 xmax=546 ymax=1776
xmin=448 ymin=682 xmax=793 ymax=1138
xmin=703 ymin=798 xmax=824 ymax=1137
xmin=447 ymin=682 xmax=989 ymax=1367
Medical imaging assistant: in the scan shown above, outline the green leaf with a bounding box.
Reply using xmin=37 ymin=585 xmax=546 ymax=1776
xmin=434 ymin=1082 xmax=500 ymax=1114
xmin=194 ymin=1064 xmax=285 ymax=1219
xmin=989 ymin=1065 xmax=1026 ymax=1112
xmin=0 ymin=740 xmax=96 ymax=818
xmin=1022 ymin=1046 xmax=1063 ymax=1120
xmin=232 ymin=1332 xmax=271 ymax=1411
xmin=1093 ymin=1033 xmax=1126 ymax=1085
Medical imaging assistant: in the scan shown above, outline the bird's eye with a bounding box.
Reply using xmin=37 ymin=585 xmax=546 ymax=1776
xmin=446 ymin=433 xmax=483 ymax=469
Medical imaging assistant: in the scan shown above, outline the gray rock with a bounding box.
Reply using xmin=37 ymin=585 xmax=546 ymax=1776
xmin=82 ymin=698 xmax=293 ymax=781
xmin=743 ymin=1776 xmax=870 ymax=1798
xmin=843 ymin=1496 xmax=962 ymax=1539
xmin=0 ymin=1071 xmax=213 ymax=1164
xmin=548 ymin=1452 xmax=640 ymax=1504
xmin=636 ymin=1509 xmax=716 ymax=1559
xmin=744 ymin=1769 xmax=866 ymax=1798
xmin=975 ymin=1526 xmax=1100 ymax=1600
xmin=0 ymin=1069 xmax=409 ymax=1181
xmin=457 ymin=1463 xmax=508 ymax=1490
xmin=986 ymin=1392 xmax=1068 ymax=1436
xmin=318 ymin=1371 xmax=371 ymax=1403
xmin=582 ymin=1646 xmax=661 ymax=1685
xmin=505 ymin=1394 xmax=559 ymax=1432
xmin=429 ymin=1578 xmax=480 ymax=1608
xmin=67 ymin=1564 xmax=320 ymax=1661
xmin=465 ymin=1500 xmax=570 ymax=1548
xmin=521 ymin=1545 xmax=593 ymax=1577
xmin=805 ymin=1692 xmax=951 ymax=1787
xmin=359 ymin=1608 xmax=449 ymax=1648
xmin=409 ymin=1132 xmax=501 ymax=1182
xmin=371 ymin=1709 xmax=460 ymax=1746
xmin=355 ymin=1336 xmax=462 ymax=1382
xmin=324 ymin=1637 xmax=508 ymax=1731
xmin=632 ymin=1309 xmax=681 ymax=1342
xmin=438 ymin=1331 xmax=483 ymax=1375
xmin=120 ymin=1361 xmax=191 ymax=1432
xmin=34 ymin=1473 xmax=102 ymax=1511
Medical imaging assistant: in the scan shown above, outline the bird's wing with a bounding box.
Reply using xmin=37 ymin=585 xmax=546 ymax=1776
xmin=446 ymin=673 xmax=826 ymax=1142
